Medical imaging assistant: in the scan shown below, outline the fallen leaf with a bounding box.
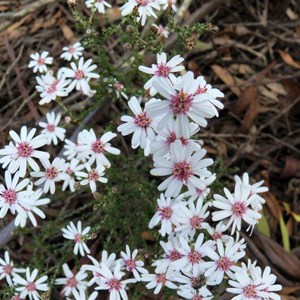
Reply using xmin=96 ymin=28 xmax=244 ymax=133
xmin=211 ymin=64 xmax=241 ymax=96
xmin=277 ymin=49 xmax=300 ymax=69
xmin=256 ymin=212 xmax=271 ymax=237
xmin=59 ymin=21 xmax=74 ymax=41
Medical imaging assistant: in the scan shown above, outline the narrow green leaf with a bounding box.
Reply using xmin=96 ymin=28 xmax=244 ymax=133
xmin=291 ymin=212 xmax=300 ymax=222
xmin=256 ymin=212 xmax=270 ymax=237
xmin=279 ymin=213 xmax=290 ymax=252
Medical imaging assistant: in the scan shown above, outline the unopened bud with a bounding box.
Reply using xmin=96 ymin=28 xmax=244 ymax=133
xmin=126 ymin=25 xmax=134 ymax=33
xmin=67 ymin=0 xmax=77 ymax=9
xmin=123 ymin=43 xmax=132 ymax=51
xmin=65 ymin=116 xmax=71 ymax=124
xmin=186 ymin=37 xmax=196 ymax=50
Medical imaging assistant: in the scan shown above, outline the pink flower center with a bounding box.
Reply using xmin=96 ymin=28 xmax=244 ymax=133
xmin=190 ymin=215 xmax=203 ymax=229
xmin=114 ymin=82 xmax=123 ymax=91
xmin=68 ymin=46 xmax=75 ymax=54
xmin=212 ymin=232 xmax=223 ymax=240
xmin=2 ymin=189 xmax=17 ymax=205
xmin=66 ymin=276 xmax=78 ymax=288
xmin=232 ymin=201 xmax=248 ymax=217
xmin=243 ymin=285 xmax=258 ymax=298
xmin=107 ymin=278 xmax=121 ymax=291
xmin=158 ymin=206 xmax=173 ymax=220
xmin=125 ymin=259 xmax=136 ymax=271
xmin=166 ymin=132 xmax=176 ymax=144
xmin=46 ymin=124 xmax=55 ymax=132
xmin=216 ymin=256 xmax=232 ymax=271
xmin=26 ymin=282 xmax=36 ymax=292
xmin=134 ymin=112 xmax=152 ymax=128
xmin=74 ymin=234 xmax=82 ymax=243
xmin=173 ymin=161 xmax=193 ymax=182
xmin=195 ymin=85 xmax=207 ymax=95
xmin=167 ymin=249 xmax=183 ymax=262
xmin=45 ymin=166 xmax=58 ymax=179
xmin=17 ymin=141 xmax=33 ymax=158
xmin=74 ymin=70 xmax=85 ymax=80
xmin=193 ymin=296 xmax=203 ymax=300
xmin=88 ymin=169 xmax=99 ymax=181
xmin=12 ymin=296 xmax=23 ymax=300
xmin=91 ymin=140 xmax=104 ymax=153
xmin=97 ymin=0 xmax=104 ymax=2
xmin=170 ymin=90 xmax=194 ymax=114
xmin=46 ymin=80 xmax=59 ymax=94
xmin=136 ymin=0 xmax=150 ymax=6
xmin=188 ymin=250 xmax=201 ymax=265
xmin=37 ymin=58 xmax=45 ymax=65
xmin=3 ymin=264 xmax=13 ymax=275
xmin=156 ymin=273 xmax=167 ymax=285
xmin=155 ymin=63 xmax=171 ymax=78
xmin=196 ymin=187 xmax=208 ymax=197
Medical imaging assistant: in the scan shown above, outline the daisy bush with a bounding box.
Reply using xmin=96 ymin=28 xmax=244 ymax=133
xmin=0 ymin=1 xmax=283 ymax=299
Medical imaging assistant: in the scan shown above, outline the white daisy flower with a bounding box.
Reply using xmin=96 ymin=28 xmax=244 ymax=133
xmin=75 ymin=163 xmax=108 ymax=193
xmin=178 ymin=285 xmax=213 ymax=300
xmin=194 ymin=76 xmax=224 ymax=117
xmin=172 ymin=233 xmax=213 ymax=275
xmin=0 ymin=251 xmax=25 ymax=287
xmin=150 ymin=118 xmax=199 ymax=159
xmin=0 ymin=171 xmax=33 ymax=219
xmin=175 ymin=197 xmax=210 ymax=238
xmin=148 ymin=193 xmax=183 ymax=236
xmin=234 ymin=172 xmax=268 ymax=211
xmin=28 ymin=51 xmax=53 ymax=73
xmin=139 ymin=52 xmax=184 ymax=95
xmin=85 ymin=0 xmax=112 ymax=14
xmin=76 ymin=129 xmax=120 ymax=168
xmin=212 ymin=182 xmax=262 ymax=234
xmin=0 ymin=126 xmax=50 ymax=177
xmin=117 ymin=96 xmax=156 ymax=156
xmin=147 ymin=71 xmax=224 ymax=129
xmin=152 ymin=235 xmax=183 ymax=273
xmin=62 ymin=220 xmax=91 ymax=256
xmin=150 ymin=140 xmax=213 ymax=197
xmin=108 ymin=78 xmax=128 ymax=100
xmin=203 ymin=239 xmax=245 ymax=284
xmin=14 ymin=187 xmax=50 ymax=227
xmin=36 ymin=71 xmax=70 ymax=105
xmin=55 ymin=263 xmax=89 ymax=299
xmin=205 ymin=222 xmax=231 ymax=244
xmin=81 ymin=251 xmax=118 ymax=286
xmin=152 ymin=24 xmax=169 ymax=38
xmin=94 ymin=262 xmax=137 ymax=300
xmin=61 ymin=42 xmax=84 ymax=61
xmin=13 ymin=267 xmax=48 ymax=300
xmin=227 ymin=263 xmax=282 ymax=300
xmin=120 ymin=0 xmax=161 ymax=26
xmin=61 ymin=57 xmax=100 ymax=95
xmin=39 ymin=111 xmax=66 ymax=145
xmin=30 ymin=158 xmax=68 ymax=194
xmin=141 ymin=268 xmax=178 ymax=294
xmin=120 ymin=245 xmax=148 ymax=280
xmin=62 ymin=159 xmax=84 ymax=192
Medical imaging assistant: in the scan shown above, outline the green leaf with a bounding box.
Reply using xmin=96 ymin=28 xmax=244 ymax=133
xmin=279 ymin=212 xmax=290 ymax=252
xmin=256 ymin=212 xmax=270 ymax=237
xmin=291 ymin=212 xmax=300 ymax=222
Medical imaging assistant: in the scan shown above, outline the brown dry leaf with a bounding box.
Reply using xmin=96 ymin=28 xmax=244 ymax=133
xmin=265 ymin=82 xmax=288 ymax=96
xmin=59 ymin=21 xmax=74 ymax=42
xmin=254 ymin=231 xmax=300 ymax=280
xmin=281 ymin=157 xmax=300 ymax=179
xmin=231 ymin=85 xmax=257 ymax=114
xmin=105 ymin=7 xmax=122 ymax=22
xmin=239 ymin=96 xmax=259 ymax=133
xmin=258 ymin=85 xmax=280 ymax=102
xmin=42 ymin=10 xmax=61 ymax=28
xmin=281 ymin=285 xmax=300 ymax=295
xmin=30 ymin=18 xmax=44 ymax=33
xmin=264 ymin=192 xmax=282 ymax=220
xmin=141 ymin=231 xmax=156 ymax=242
xmin=229 ymin=63 xmax=254 ymax=76
xmin=211 ymin=64 xmax=240 ymax=96
xmin=277 ymin=49 xmax=300 ymax=69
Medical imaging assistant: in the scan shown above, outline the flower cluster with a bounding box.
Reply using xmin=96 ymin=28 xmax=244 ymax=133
xmin=116 ymin=52 xmax=282 ymax=299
